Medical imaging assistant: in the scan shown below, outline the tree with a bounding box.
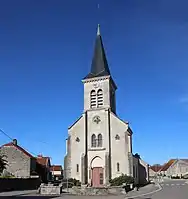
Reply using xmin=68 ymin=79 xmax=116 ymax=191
xmin=0 ymin=155 xmax=7 ymax=174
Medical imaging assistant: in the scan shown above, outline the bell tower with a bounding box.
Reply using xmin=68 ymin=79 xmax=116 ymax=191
xmin=82 ymin=25 xmax=117 ymax=114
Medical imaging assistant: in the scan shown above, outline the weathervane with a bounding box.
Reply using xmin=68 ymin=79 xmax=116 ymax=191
xmin=97 ymin=3 xmax=100 ymax=35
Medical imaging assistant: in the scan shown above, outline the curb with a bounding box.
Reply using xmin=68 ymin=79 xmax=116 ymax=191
xmin=125 ymin=183 xmax=162 ymax=199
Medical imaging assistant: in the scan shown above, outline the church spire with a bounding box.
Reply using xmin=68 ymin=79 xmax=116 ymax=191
xmin=84 ymin=25 xmax=111 ymax=79
xmin=97 ymin=24 xmax=100 ymax=36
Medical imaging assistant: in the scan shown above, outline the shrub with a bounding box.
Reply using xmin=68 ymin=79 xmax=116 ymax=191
xmin=61 ymin=178 xmax=81 ymax=188
xmin=0 ymin=170 xmax=14 ymax=178
xmin=0 ymin=155 xmax=7 ymax=174
xmin=109 ymin=174 xmax=134 ymax=186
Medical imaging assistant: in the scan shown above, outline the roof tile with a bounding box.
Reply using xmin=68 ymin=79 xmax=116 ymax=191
xmin=160 ymin=159 xmax=176 ymax=171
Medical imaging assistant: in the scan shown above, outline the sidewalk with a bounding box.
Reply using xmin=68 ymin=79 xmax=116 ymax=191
xmin=0 ymin=190 xmax=37 ymax=197
xmin=125 ymin=183 xmax=161 ymax=199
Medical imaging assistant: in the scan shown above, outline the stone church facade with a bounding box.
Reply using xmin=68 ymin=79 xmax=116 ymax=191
xmin=64 ymin=25 xmax=139 ymax=187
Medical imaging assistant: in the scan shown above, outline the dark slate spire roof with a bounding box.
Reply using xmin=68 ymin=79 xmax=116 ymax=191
xmin=84 ymin=24 xmax=111 ymax=79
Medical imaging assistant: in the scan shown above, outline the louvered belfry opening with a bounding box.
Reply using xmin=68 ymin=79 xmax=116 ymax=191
xmin=97 ymin=89 xmax=103 ymax=107
xmin=90 ymin=90 xmax=97 ymax=108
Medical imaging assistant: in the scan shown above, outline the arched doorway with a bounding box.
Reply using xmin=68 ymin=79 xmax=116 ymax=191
xmin=90 ymin=156 xmax=104 ymax=187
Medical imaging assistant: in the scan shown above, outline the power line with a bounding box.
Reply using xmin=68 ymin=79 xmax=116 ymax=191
xmin=0 ymin=128 xmax=55 ymax=163
xmin=0 ymin=129 xmax=13 ymax=141
xmin=0 ymin=128 xmax=38 ymax=157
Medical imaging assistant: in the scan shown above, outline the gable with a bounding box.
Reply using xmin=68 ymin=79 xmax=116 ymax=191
xmin=110 ymin=112 xmax=129 ymax=134
xmin=176 ymin=159 xmax=188 ymax=167
xmin=68 ymin=115 xmax=83 ymax=130
xmin=2 ymin=143 xmax=33 ymax=158
xmin=36 ymin=156 xmax=50 ymax=167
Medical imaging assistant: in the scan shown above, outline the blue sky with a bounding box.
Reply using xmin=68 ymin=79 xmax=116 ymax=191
xmin=0 ymin=0 xmax=188 ymax=166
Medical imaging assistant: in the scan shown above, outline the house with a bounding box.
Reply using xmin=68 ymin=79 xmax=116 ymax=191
xmin=0 ymin=139 xmax=36 ymax=178
xmin=160 ymin=159 xmax=176 ymax=176
xmin=0 ymin=139 xmax=51 ymax=182
xmin=50 ymin=165 xmax=63 ymax=180
xmin=36 ymin=155 xmax=51 ymax=182
xmin=149 ymin=164 xmax=163 ymax=177
xmin=138 ymin=159 xmax=149 ymax=184
xmin=163 ymin=159 xmax=188 ymax=177
xmin=133 ymin=155 xmax=149 ymax=185
xmin=64 ymin=25 xmax=149 ymax=187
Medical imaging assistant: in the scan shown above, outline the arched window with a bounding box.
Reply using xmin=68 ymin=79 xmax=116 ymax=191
xmin=91 ymin=134 xmax=96 ymax=147
xmin=97 ymin=134 xmax=102 ymax=147
xmin=117 ymin=162 xmax=120 ymax=172
xmin=90 ymin=90 xmax=97 ymax=108
xmin=97 ymin=89 xmax=103 ymax=107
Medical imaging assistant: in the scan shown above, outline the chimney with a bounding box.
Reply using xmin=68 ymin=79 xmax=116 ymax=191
xmin=12 ymin=139 xmax=17 ymax=145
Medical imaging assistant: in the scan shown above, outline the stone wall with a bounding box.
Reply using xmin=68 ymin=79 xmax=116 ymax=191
xmin=0 ymin=146 xmax=33 ymax=178
xmin=71 ymin=186 xmax=126 ymax=195
xmin=0 ymin=178 xmax=41 ymax=192
xmin=40 ymin=184 xmax=62 ymax=195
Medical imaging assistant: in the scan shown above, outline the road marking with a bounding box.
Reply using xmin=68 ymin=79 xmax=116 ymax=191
xmin=161 ymin=183 xmax=187 ymax=186
xmin=125 ymin=183 xmax=162 ymax=199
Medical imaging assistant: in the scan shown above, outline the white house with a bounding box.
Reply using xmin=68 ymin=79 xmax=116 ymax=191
xmin=165 ymin=159 xmax=188 ymax=177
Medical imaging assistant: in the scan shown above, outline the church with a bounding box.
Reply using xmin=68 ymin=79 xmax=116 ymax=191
xmin=64 ymin=25 xmax=148 ymax=187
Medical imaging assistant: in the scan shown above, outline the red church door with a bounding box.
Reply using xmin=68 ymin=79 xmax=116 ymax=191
xmin=92 ymin=167 xmax=104 ymax=187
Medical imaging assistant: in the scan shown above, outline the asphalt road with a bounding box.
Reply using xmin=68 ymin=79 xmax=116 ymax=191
xmin=138 ymin=180 xmax=188 ymax=199
xmin=0 ymin=180 xmax=187 ymax=199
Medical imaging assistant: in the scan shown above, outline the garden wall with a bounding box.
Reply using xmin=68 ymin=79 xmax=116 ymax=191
xmin=0 ymin=178 xmax=41 ymax=192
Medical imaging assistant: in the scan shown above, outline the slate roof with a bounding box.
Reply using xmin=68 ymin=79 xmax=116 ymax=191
xmin=84 ymin=25 xmax=111 ymax=79
xmin=2 ymin=141 xmax=33 ymax=158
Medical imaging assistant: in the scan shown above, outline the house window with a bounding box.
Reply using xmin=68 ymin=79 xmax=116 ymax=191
xmin=117 ymin=162 xmax=120 ymax=172
xmin=91 ymin=134 xmax=97 ymax=147
xmin=97 ymin=89 xmax=103 ymax=107
xmin=76 ymin=164 xmax=79 ymax=173
xmin=97 ymin=134 xmax=102 ymax=147
xmin=90 ymin=90 xmax=97 ymax=108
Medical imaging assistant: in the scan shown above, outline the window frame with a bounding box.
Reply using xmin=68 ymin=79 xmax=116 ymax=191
xmin=91 ymin=134 xmax=97 ymax=147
